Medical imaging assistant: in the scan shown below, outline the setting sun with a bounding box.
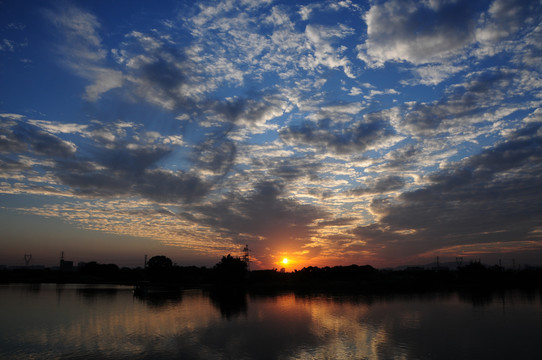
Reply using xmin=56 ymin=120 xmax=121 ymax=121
xmin=282 ymin=258 xmax=289 ymax=265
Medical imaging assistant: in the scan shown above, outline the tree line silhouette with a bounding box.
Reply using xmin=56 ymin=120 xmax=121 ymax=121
xmin=2 ymin=254 xmax=542 ymax=293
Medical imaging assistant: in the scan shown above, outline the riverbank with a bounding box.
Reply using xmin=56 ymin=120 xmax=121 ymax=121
xmin=2 ymin=262 xmax=542 ymax=294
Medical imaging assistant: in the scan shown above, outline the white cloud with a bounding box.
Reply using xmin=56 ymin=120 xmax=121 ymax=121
xmin=476 ymin=0 xmax=536 ymax=43
xmin=27 ymin=120 xmax=88 ymax=134
xmin=265 ymin=6 xmax=293 ymax=27
xmin=0 ymin=39 xmax=16 ymax=52
xmin=45 ymin=5 xmax=123 ymax=101
xmin=524 ymin=108 xmax=542 ymax=124
xmin=0 ymin=113 xmax=25 ymax=121
xmin=84 ymin=68 xmax=124 ymax=102
xmin=368 ymin=89 xmax=399 ymax=98
xmin=304 ymin=24 xmax=355 ymax=78
xmin=45 ymin=5 xmax=106 ymax=62
xmin=299 ymin=4 xmax=320 ymax=21
xmin=321 ymin=102 xmax=363 ymax=115
xmin=410 ymin=64 xmax=466 ymax=86
xmin=348 ymin=87 xmax=363 ymax=96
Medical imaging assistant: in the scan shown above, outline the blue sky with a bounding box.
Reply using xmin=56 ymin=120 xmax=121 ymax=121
xmin=1 ymin=0 xmax=541 ymax=269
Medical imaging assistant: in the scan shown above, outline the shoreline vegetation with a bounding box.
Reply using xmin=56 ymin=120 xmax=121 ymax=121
xmin=2 ymin=255 xmax=542 ymax=295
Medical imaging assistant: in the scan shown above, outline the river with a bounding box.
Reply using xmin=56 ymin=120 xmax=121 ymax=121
xmin=1 ymin=284 xmax=541 ymax=359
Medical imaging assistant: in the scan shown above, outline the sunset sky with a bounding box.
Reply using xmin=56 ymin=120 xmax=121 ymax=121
xmin=1 ymin=0 xmax=541 ymax=269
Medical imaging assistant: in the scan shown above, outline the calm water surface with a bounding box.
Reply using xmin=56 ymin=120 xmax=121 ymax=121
xmin=1 ymin=284 xmax=542 ymax=359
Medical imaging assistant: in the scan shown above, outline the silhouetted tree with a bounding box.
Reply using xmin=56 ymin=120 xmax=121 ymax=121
xmin=78 ymin=261 xmax=120 ymax=282
xmin=146 ymin=255 xmax=174 ymax=283
xmin=147 ymin=255 xmax=173 ymax=270
xmin=213 ymin=254 xmax=247 ymax=284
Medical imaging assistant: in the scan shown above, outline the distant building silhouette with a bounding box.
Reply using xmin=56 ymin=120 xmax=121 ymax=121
xmin=59 ymin=251 xmax=74 ymax=271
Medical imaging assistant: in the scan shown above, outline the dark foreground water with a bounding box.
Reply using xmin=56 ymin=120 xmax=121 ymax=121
xmin=1 ymin=284 xmax=542 ymax=359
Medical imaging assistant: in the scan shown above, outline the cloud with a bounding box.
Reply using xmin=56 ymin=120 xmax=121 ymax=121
xmin=304 ymin=24 xmax=355 ymax=78
xmin=353 ymin=120 xmax=542 ymax=260
xmin=56 ymin=148 xmax=211 ymax=204
xmin=135 ymin=169 xmax=210 ymax=204
xmin=0 ymin=38 xmax=16 ymax=52
xmin=378 ymin=143 xmax=422 ymax=171
xmin=45 ymin=4 xmax=123 ymax=101
xmin=1 ymin=115 xmax=210 ymax=204
xmin=298 ymin=4 xmax=320 ymax=21
xmin=26 ymin=120 xmax=88 ymax=134
xmin=267 ymin=157 xmax=322 ymax=181
xmin=358 ymin=0 xmax=477 ymax=66
xmin=0 ymin=118 xmax=77 ymax=157
xmin=208 ymin=93 xmax=290 ymax=127
xmin=409 ymin=64 xmax=466 ymax=86
xmin=83 ymin=68 xmax=124 ymax=102
xmin=45 ymin=5 xmax=105 ymax=61
xmin=399 ymin=68 xmax=537 ymax=136
xmin=121 ymin=41 xmax=203 ymax=110
xmin=350 ymin=175 xmax=406 ymax=196
xmin=280 ymin=110 xmax=396 ymax=154
xmin=476 ymin=0 xmax=541 ymax=43
xmin=192 ymin=136 xmax=237 ymax=177
xmin=192 ymin=180 xmax=328 ymax=249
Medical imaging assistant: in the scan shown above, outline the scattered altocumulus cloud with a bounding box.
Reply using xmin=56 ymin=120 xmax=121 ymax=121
xmin=0 ymin=0 xmax=541 ymax=268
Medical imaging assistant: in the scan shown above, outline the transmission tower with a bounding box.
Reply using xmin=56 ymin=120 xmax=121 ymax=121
xmin=24 ymin=254 xmax=32 ymax=266
xmin=242 ymin=244 xmax=251 ymax=271
xmin=456 ymin=257 xmax=463 ymax=267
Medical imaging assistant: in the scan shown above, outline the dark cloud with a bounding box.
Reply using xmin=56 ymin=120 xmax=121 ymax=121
xmin=265 ymin=157 xmax=322 ymax=181
xmin=98 ymin=144 xmax=172 ymax=175
xmin=135 ymin=169 xmax=210 ymax=203
xmin=478 ymin=0 xmax=542 ymax=42
xmin=0 ymin=116 xmax=213 ymax=204
xmin=57 ymin=158 xmax=211 ymax=204
xmin=381 ymin=143 xmax=422 ymax=170
xmin=57 ymin=160 xmax=133 ymax=197
xmin=0 ymin=121 xmax=76 ymax=157
xmin=350 ymin=175 xmax=406 ymax=195
xmin=192 ymin=135 xmax=237 ymax=177
xmin=55 ymin=140 xmax=211 ymax=203
xmin=401 ymin=68 xmax=520 ymax=135
xmin=136 ymin=50 xmax=196 ymax=109
xmin=361 ymin=0 xmax=478 ymax=65
xmin=0 ymin=156 xmax=28 ymax=171
xmin=352 ymin=122 xmax=542 ymax=258
xmin=115 ymin=31 xmax=203 ymax=110
xmin=192 ymin=180 xmax=327 ymax=248
xmin=208 ymin=95 xmax=284 ymax=126
xmin=280 ymin=112 xmax=395 ymax=154
xmin=318 ymin=217 xmax=357 ymax=227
